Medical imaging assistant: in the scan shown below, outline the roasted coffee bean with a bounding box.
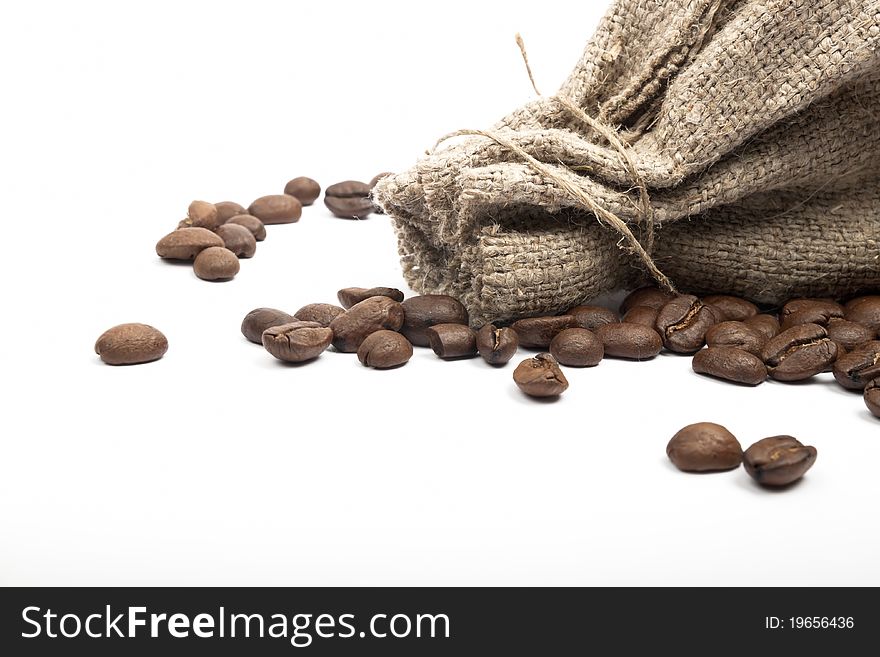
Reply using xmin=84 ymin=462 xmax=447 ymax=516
xmin=324 ymin=180 xmax=374 ymax=219
xmin=225 ymin=214 xmax=266 ymax=241
xmin=743 ymin=436 xmax=817 ymax=487
xmin=400 ymin=295 xmax=469 ymax=347
xmin=780 ymin=306 xmax=844 ymax=330
xmin=619 ymin=286 xmax=675 ymax=313
xmin=369 ymin=172 xmax=393 ymax=214
xmin=283 ymin=176 xmax=321 ymax=205
xmin=655 ymin=295 xmax=719 ymax=353
xmin=357 ymin=330 xmax=413 ymax=369
xmin=214 ymin=201 xmax=248 ymax=224
xmin=549 ymin=328 xmax=603 ymax=367
xmin=564 ymin=305 xmax=618 ymax=331
xmin=329 ymin=296 xmax=404 ymax=352
xmin=293 ymin=303 xmax=346 ymax=327
xmin=760 ymin=323 xmax=838 ymax=381
xmin=845 ymin=295 xmax=880 ymax=333
xmin=193 ymin=246 xmax=240 ymax=280
xmin=692 ymin=347 xmax=767 ymax=386
xmin=262 ymin=321 xmax=332 ymax=363
xmin=248 ymin=194 xmax=302 ymax=224
xmin=337 ymin=286 xmax=405 ymax=309
xmin=621 ymin=305 xmax=659 ymax=328
xmin=825 ymin=318 xmax=873 ymax=352
xmin=832 ymin=340 xmax=880 ymax=390
xmin=701 ymin=294 xmax=759 ymax=322
xmin=241 ymin=308 xmax=296 ymax=344
xmin=744 ymin=313 xmax=780 ymax=341
xmin=865 ymin=379 xmax=880 ymax=418
xmin=510 ymin=316 xmax=573 ymax=349
xmin=595 ymin=322 xmax=663 ymax=360
xmin=215 ymin=223 xmax=256 ymax=258
xmin=427 ymin=323 xmax=478 ymax=359
xmin=666 ymin=422 xmax=742 ymax=472
xmin=781 ymin=298 xmax=844 ymax=320
xmin=95 ymin=323 xmax=168 ymax=365
xmin=475 ymin=324 xmax=519 ymax=365
xmin=156 ymin=227 xmax=224 ymax=260
xmin=512 ymin=353 xmax=568 ymax=397
xmin=185 ymin=200 xmax=223 ymax=231
xmin=705 ymin=321 xmax=766 ymax=356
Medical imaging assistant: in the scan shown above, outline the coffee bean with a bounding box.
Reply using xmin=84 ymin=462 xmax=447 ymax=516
xmin=655 ymin=295 xmax=719 ymax=353
xmin=760 ymin=323 xmax=838 ymax=381
xmin=701 ymin=294 xmax=759 ymax=321
xmin=595 ymin=322 xmax=663 ymax=360
xmin=248 ymin=194 xmax=302 ymax=224
xmin=619 ymin=286 xmax=675 ymax=313
xmin=744 ymin=313 xmax=780 ymax=341
xmin=621 ymin=305 xmax=659 ymax=328
xmin=156 ymin=227 xmax=224 ymax=260
xmin=666 ymin=422 xmax=743 ymax=472
xmin=262 ymin=321 xmax=333 ymax=363
xmin=475 ymin=324 xmax=519 ymax=365
xmin=357 ymin=330 xmax=413 ymax=368
xmin=564 ymin=304 xmax=618 ymax=331
xmin=283 ymin=176 xmax=321 ymax=206
xmin=825 ymin=318 xmax=873 ymax=352
xmin=293 ymin=303 xmax=346 ymax=327
xmin=185 ymin=200 xmax=223 ymax=231
xmin=400 ymin=295 xmax=469 ymax=347
xmin=193 ymin=246 xmax=240 ymax=281
xmin=780 ymin=306 xmax=844 ymax=330
xmin=427 ymin=324 xmax=478 ymax=359
xmin=845 ymin=295 xmax=880 ymax=333
xmin=512 ymin=353 xmax=568 ymax=397
xmin=510 ymin=316 xmax=573 ymax=349
xmin=329 ymin=296 xmax=404 ymax=352
xmin=781 ymin=298 xmax=844 ymax=321
xmin=549 ymin=328 xmax=603 ymax=367
xmin=865 ymin=379 xmax=880 ymax=418
xmin=337 ymin=286 xmax=405 ymax=309
xmin=705 ymin=321 xmax=766 ymax=356
xmin=324 ymin=180 xmax=374 ymax=219
xmin=743 ymin=436 xmax=817 ymax=486
xmin=241 ymin=308 xmax=296 ymax=344
xmin=215 ymin=223 xmax=256 ymax=258
xmin=225 ymin=214 xmax=266 ymax=241
xmin=95 ymin=323 xmax=168 ymax=365
xmin=692 ymin=347 xmax=767 ymax=386
xmin=214 ymin=201 xmax=248 ymax=224
xmin=832 ymin=340 xmax=880 ymax=390
xmin=369 ymin=172 xmax=393 ymax=214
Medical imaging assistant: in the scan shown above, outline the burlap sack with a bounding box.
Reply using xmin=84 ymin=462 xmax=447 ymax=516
xmin=374 ymin=0 xmax=880 ymax=324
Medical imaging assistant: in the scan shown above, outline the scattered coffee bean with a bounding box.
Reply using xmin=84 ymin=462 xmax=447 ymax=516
xmin=692 ymin=347 xmax=767 ymax=386
xmin=744 ymin=313 xmax=780 ymax=341
xmin=595 ymin=322 xmax=663 ymax=360
xmin=701 ymin=295 xmax=759 ymax=321
xmin=95 ymin=323 xmax=168 ymax=365
xmin=825 ymin=318 xmax=873 ymax=352
xmin=214 ymin=201 xmax=248 ymax=224
xmin=475 ymin=324 xmax=519 ymax=365
xmin=215 ymin=223 xmax=256 ymax=258
xmin=513 ymin=353 xmax=568 ymax=397
xmin=324 ymin=180 xmax=374 ymax=219
xmin=781 ymin=298 xmax=844 ymax=321
xmin=329 ymin=296 xmax=405 ymax=352
xmin=156 ymin=227 xmax=224 ymax=260
xmin=865 ymin=379 xmax=880 ymax=418
xmin=510 ymin=316 xmax=573 ymax=349
xmin=427 ymin=323 xmax=478 ymax=359
xmin=655 ymin=295 xmax=719 ymax=353
xmin=357 ymin=330 xmax=413 ymax=368
xmin=283 ymin=176 xmax=321 ymax=206
xmin=186 ymin=200 xmax=223 ymax=231
xmin=549 ymin=328 xmax=603 ymax=367
xmin=832 ymin=340 xmax=880 ymax=390
xmin=705 ymin=321 xmax=766 ymax=356
xmin=620 ymin=286 xmax=676 ymax=313
xmin=564 ymin=304 xmax=618 ymax=331
xmin=225 ymin=214 xmax=266 ymax=241
xmin=400 ymin=295 xmax=469 ymax=347
xmin=781 ymin=306 xmax=844 ymax=330
xmin=293 ymin=303 xmax=346 ymax=327
xmin=761 ymin=323 xmax=838 ymax=381
xmin=743 ymin=436 xmax=817 ymax=486
xmin=241 ymin=308 xmax=296 ymax=344
xmin=666 ymin=422 xmax=743 ymax=472
xmin=337 ymin=286 xmax=405 ymax=309
xmin=845 ymin=295 xmax=880 ymax=333
xmin=621 ymin=305 xmax=659 ymax=328
xmin=262 ymin=321 xmax=333 ymax=363
xmin=193 ymin=246 xmax=240 ymax=280
xmin=248 ymin=194 xmax=302 ymax=224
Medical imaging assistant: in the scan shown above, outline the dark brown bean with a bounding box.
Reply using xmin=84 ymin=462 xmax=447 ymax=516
xmin=619 ymin=286 xmax=675 ymax=313
xmin=248 ymin=194 xmax=302 ymax=224
xmin=692 ymin=347 xmax=767 ymax=386
xmin=781 ymin=298 xmax=844 ymax=321
xmin=595 ymin=323 xmax=663 ymax=360
xmin=400 ymin=295 xmax=469 ymax=347
xmin=512 ymin=353 xmax=568 ymax=397
xmin=744 ymin=314 xmax=780 ymax=341
xmin=262 ymin=321 xmax=332 ymax=363
xmin=293 ymin=303 xmax=346 ymax=327
xmin=832 ymin=340 xmax=880 ymax=390
xmin=705 ymin=321 xmax=766 ymax=356
xmin=337 ymin=286 xmax=405 ymax=309
xmin=427 ymin=323 xmax=478 ymax=359
xmin=621 ymin=305 xmax=659 ymax=328
xmin=655 ymin=295 xmax=719 ymax=353
xmin=564 ymin=304 xmax=618 ymax=331
xmin=825 ymin=318 xmax=873 ymax=352
xmin=329 ymin=296 xmax=404 ymax=352
xmin=193 ymin=246 xmax=239 ymax=280
xmin=845 ymin=295 xmax=880 ymax=333
xmin=510 ymin=316 xmax=573 ymax=349
xmin=666 ymin=422 xmax=743 ymax=472
xmin=701 ymin=295 xmax=759 ymax=322
xmin=95 ymin=323 xmax=168 ymax=365
xmin=284 ymin=177 xmax=321 ymax=205
xmin=225 ymin=214 xmax=266 ymax=241
xmin=780 ymin=306 xmax=844 ymax=330
xmin=324 ymin=180 xmax=374 ymax=219
xmin=214 ymin=201 xmax=248 ymax=224
xmin=241 ymin=308 xmax=296 ymax=344
xmin=215 ymin=223 xmax=256 ymax=258
xmin=549 ymin=328 xmax=603 ymax=367
xmin=865 ymin=379 xmax=880 ymax=418
xmin=475 ymin=324 xmax=519 ymax=365
xmin=156 ymin=227 xmax=224 ymax=260
xmin=186 ymin=200 xmax=223 ymax=230
xmin=357 ymin=330 xmax=413 ymax=368
xmin=743 ymin=436 xmax=817 ymax=487
xmin=761 ymin=323 xmax=838 ymax=382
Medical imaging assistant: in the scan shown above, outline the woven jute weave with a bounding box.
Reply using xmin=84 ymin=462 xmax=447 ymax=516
xmin=374 ymin=0 xmax=880 ymax=325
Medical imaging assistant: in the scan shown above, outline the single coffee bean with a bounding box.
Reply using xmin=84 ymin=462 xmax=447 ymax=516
xmin=283 ymin=176 xmax=321 ymax=205
xmin=760 ymin=323 xmax=838 ymax=381
xmin=621 ymin=305 xmax=659 ymax=328
xmin=193 ymin=246 xmax=240 ymax=281
xmin=248 ymin=194 xmax=302 ymax=224
xmin=743 ymin=436 xmax=817 ymax=487
xmin=512 ymin=353 xmax=568 ymax=397
xmin=225 ymin=214 xmax=266 ymax=241
xmin=329 ymin=296 xmax=405 ymax=352
xmin=369 ymin=172 xmax=393 ymax=214
xmin=549 ymin=328 xmax=603 ymax=367
xmin=744 ymin=313 xmax=780 ymax=341
xmin=95 ymin=323 xmax=168 ymax=365
xmin=619 ymin=286 xmax=675 ymax=313
xmin=701 ymin=294 xmax=759 ymax=322
xmin=510 ymin=316 xmax=573 ymax=349
xmin=324 ymin=180 xmax=374 ymax=219
xmin=214 ymin=201 xmax=248 ymax=224
xmin=780 ymin=306 xmax=844 ymax=330
xmin=692 ymin=347 xmax=767 ymax=386
xmin=186 ymin=200 xmax=223 ymax=230
xmin=475 ymin=324 xmax=519 ymax=365
xmin=400 ymin=295 xmax=469 ymax=347
xmin=666 ymin=422 xmax=743 ymax=472
xmin=595 ymin=322 xmax=663 ymax=360
xmin=427 ymin=323 xmax=478 ymax=359
xmin=215 ymin=223 xmax=256 ymax=258
xmin=865 ymin=379 xmax=880 ymax=418
xmin=262 ymin=321 xmax=333 ymax=363
xmin=564 ymin=304 xmax=618 ymax=331
xmin=293 ymin=303 xmax=346 ymax=327
xmin=357 ymin=330 xmax=413 ymax=368
xmin=655 ymin=295 xmax=719 ymax=353
xmin=781 ymin=298 xmax=844 ymax=320
xmin=825 ymin=318 xmax=873 ymax=352
xmin=705 ymin=321 xmax=766 ymax=356
xmin=845 ymin=295 xmax=880 ymax=333
xmin=241 ymin=308 xmax=296 ymax=344
xmin=831 ymin=340 xmax=880 ymax=390
xmin=156 ymin=227 xmax=224 ymax=260
xmin=337 ymin=286 xmax=405 ymax=309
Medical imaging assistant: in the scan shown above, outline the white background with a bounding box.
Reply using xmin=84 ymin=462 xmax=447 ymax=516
xmin=1 ymin=0 xmax=878 ymax=586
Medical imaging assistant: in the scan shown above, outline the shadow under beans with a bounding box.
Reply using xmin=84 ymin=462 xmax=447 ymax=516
xmin=506 ymin=386 xmax=564 ymax=404
xmin=734 ymin=472 xmax=807 ymax=495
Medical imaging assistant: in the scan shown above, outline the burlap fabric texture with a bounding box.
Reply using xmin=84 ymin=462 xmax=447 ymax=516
xmin=374 ymin=0 xmax=880 ymax=325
